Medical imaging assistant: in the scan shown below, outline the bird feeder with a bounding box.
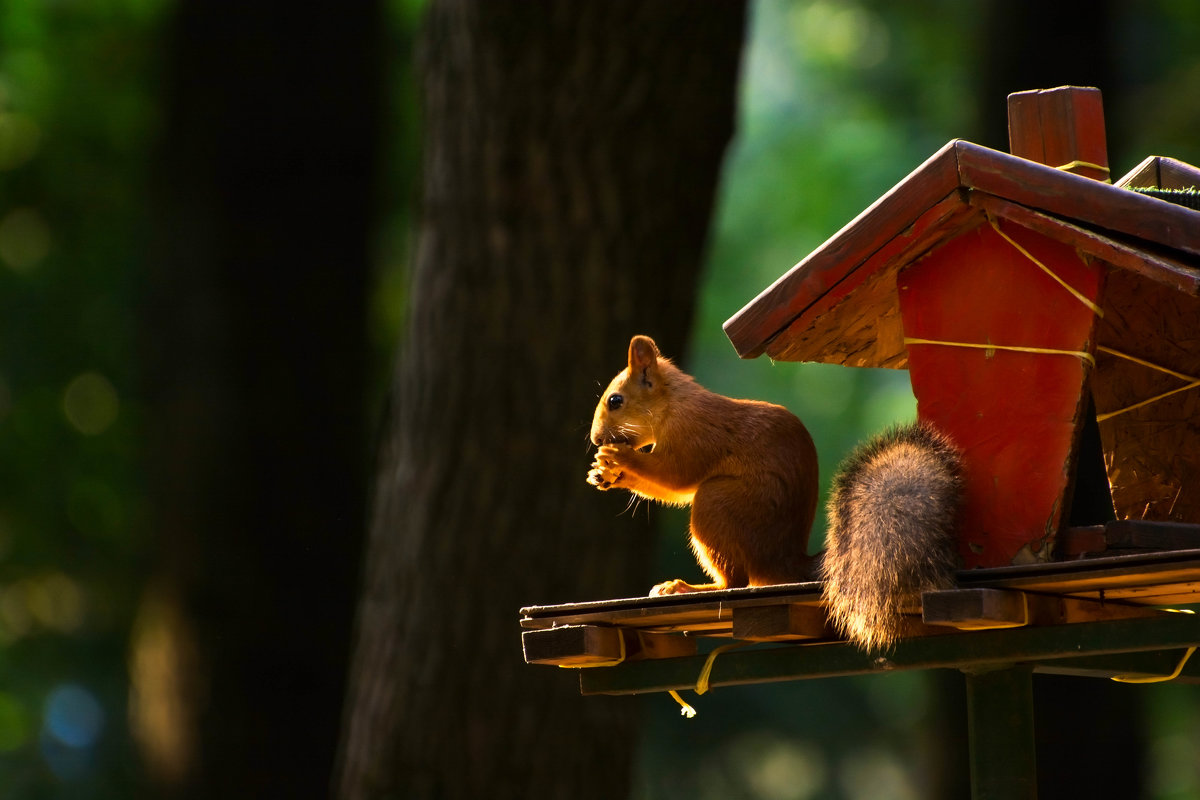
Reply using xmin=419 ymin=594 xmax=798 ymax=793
xmin=725 ymin=86 xmax=1200 ymax=569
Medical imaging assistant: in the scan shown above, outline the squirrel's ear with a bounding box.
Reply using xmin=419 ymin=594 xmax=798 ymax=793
xmin=628 ymin=335 xmax=660 ymax=373
xmin=628 ymin=335 xmax=661 ymax=388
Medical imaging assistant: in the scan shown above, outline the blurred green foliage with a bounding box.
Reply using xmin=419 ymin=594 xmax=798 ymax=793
xmin=2 ymin=0 xmax=1200 ymax=797
xmin=0 ymin=1 xmax=165 ymax=795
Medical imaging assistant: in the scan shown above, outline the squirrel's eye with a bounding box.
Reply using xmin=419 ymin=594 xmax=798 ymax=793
xmin=607 ymin=393 xmax=624 ymax=411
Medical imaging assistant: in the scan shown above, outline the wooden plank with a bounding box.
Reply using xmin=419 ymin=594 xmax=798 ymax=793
xmin=521 ymin=625 xmax=698 ymax=667
xmin=923 ymin=588 xmax=1029 ymax=630
xmin=522 ymin=543 xmax=1200 ymax=639
xmin=629 ymin=630 xmax=699 ymax=661
xmin=722 ymin=139 xmax=963 ymax=359
xmin=1058 ymin=521 xmax=1200 ymax=557
xmin=519 ymin=581 xmax=824 ymax=632
xmin=522 ymin=625 xmax=625 ymax=667
xmin=1116 ymin=155 xmax=1200 ymax=191
xmin=762 ymin=191 xmax=980 ymax=367
xmin=968 ymin=192 xmax=1200 ymax=296
xmin=955 ymin=140 xmax=1200 ymax=259
xmin=577 ymin=612 xmax=1200 ymax=695
xmin=731 ymin=603 xmax=827 ymax=641
xmin=922 ymin=588 xmax=1160 ymax=631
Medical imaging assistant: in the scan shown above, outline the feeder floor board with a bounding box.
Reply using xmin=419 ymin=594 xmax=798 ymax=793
xmin=521 ymin=524 xmax=1200 ymax=692
xmin=521 ymin=546 xmax=1200 ymax=637
xmin=572 ymin=612 xmax=1200 ymax=696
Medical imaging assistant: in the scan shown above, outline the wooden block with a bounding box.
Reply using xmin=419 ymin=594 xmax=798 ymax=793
xmin=731 ymin=603 xmax=827 ymax=641
xmin=1056 ymin=525 xmax=1109 ymax=557
xmin=923 ymin=588 xmax=1029 ymax=630
xmin=521 ymin=626 xmax=697 ymax=667
xmin=625 ymin=630 xmax=697 ymax=661
xmin=1024 ymin=594 xmax=1163 ymax=626
xmin=1007 ymin=86 xmax=1108 ymax=180
xmin=923 ymin=587 xmax=1164 ymax=632
xmin=522 ymin=625 xmax=624 ymax=667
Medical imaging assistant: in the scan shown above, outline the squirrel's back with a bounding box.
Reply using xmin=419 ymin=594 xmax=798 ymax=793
xmin=821 ymin=421 xmax=963 ymax=652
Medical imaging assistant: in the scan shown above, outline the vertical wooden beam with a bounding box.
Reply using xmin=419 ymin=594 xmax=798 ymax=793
xmin=1007 ymin=86 xmax=1108 ymax=181
xmin=965 ymin=666 xmax=1037 ymax=800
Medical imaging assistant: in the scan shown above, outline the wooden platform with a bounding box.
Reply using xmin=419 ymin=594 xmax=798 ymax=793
xmin=521 ymin=525 xmax=1200 ymax=693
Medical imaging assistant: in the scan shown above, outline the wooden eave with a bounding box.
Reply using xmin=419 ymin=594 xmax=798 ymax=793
xmin=723 ymin=140 xmax=1200 ymax=367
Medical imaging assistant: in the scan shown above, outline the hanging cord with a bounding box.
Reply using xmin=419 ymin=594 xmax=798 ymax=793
xmin=988 ymin=216 xmax=1104 ymax=316
xmin=902 ymin=338 xmax=1095 ymax=366
xmin=1094 ymin=346 xmax=1200 ymax=422
xmin=1112 ymin=609 xmax=1196 ymax=684
xmin=1054 ymin=160 xmax=1112 ymax=183
xmin=555 ymin=630 xmax=750 ymax=719
xmin=668 ymin=641 xmax=751 ymax=718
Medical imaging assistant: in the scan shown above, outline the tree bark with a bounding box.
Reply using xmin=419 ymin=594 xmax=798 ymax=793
xmin=335 ymin=1 xmax=746 ymax=797
xmin=138 ymin=4 xmax=380 ymax=796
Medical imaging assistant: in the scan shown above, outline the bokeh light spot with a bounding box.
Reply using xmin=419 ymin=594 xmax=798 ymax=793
xmin=0 ymin=112 xmax=40 ymax=170
xmin=62 ymin=372 xmax=119 ymax=435
xmin=26 ymin=572 xmax=86 ymax=634
xmin=0 ymin=692 xmax=31 ymax=752
xmin=44 ymin=684 xmax=104 ymax=750
xmin=0 ymin=207 xmax=51 ymax=272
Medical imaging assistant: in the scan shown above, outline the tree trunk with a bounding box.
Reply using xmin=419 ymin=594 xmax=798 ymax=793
xmin=334 ymin=1 xmax=746 ymax=797
xmin=137 ymin=4 xmax=381 ymax=796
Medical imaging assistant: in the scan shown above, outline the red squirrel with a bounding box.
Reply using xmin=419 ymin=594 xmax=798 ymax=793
xmin=588 ymin=335 xmax=818 ymax=594
xmin=588 ymin=335 xmax=963 ymax=651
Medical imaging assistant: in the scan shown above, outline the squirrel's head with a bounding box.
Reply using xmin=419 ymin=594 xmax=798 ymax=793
xmin=590 ymin=335 xmax=666 ymax=450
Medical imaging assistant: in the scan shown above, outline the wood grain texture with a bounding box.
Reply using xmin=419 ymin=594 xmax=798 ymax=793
xmin=1007 ymin=86 xmax=1109 ymax=181
xmin=1093 ymin=268 xmax=1200 ymax=523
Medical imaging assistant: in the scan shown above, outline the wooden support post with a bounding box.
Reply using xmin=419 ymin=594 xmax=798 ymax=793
xmin=1007 ymin=86 xmax=1108 ymax=181
xmin=964 ymin=665 xmax=1037 ymax=800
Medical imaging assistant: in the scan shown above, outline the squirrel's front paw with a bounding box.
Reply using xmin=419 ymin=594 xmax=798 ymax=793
xmin=587 ymin=444 xmax=626 ymax=490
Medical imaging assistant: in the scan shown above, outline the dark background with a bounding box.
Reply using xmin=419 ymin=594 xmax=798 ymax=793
xmin=1 ymin=1 xmax=1199 ymax=797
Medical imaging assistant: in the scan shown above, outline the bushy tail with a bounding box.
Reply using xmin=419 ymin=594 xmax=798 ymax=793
xmin=821 ymin=421 xmax=964 ymax=652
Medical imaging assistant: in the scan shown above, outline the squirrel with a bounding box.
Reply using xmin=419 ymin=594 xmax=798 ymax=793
xmin=588 ymin=335 xmax=819 ymax=594
xmin=588 ymin=334 xmax=964 ymax=652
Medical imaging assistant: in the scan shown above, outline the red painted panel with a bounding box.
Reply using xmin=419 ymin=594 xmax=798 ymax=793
xmin=898 ymin=220 xmax=1104 ymax=567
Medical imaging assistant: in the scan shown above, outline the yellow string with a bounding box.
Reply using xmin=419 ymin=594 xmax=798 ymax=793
xmin=696 ymin=642 xmax=749 ymax=695
xmin=668 ymin=690 xmax=697 ymax=718
xmin=1094 ymin=346 xmax=1200 ymax=422
xmin=665 ymin=641 xmax=751 ymax=718
xmin=903 ymin=337 xmax=1096 ymax=367
xmin=1054 ymin=159 xmax=1111 ymax=181
xmin=1113 ymin=610 xmax=1196 ymax=683
xmin=1097 ymin=346 xmax=1199 ymax=383
xmin=1096 ymin=381 xmax=1200 ymax=423
xmin=987 ymin=217 xmax=1104 ymax=316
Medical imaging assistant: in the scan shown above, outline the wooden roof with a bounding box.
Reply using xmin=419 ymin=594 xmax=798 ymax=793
xmin=723 ymin=141 xmax=1200 ymax=367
